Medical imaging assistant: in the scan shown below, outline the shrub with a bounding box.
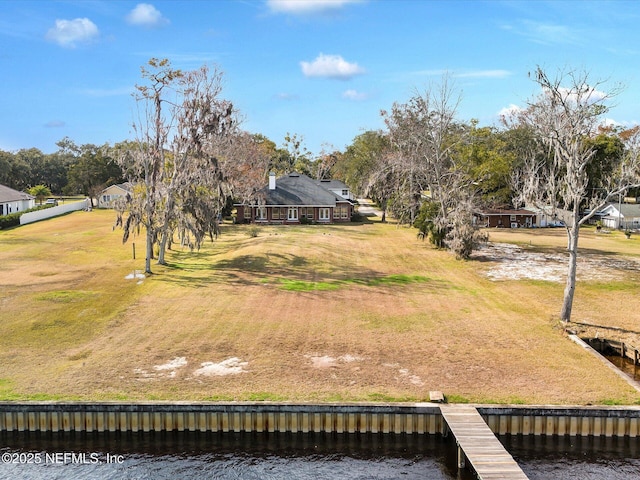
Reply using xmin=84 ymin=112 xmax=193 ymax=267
xmin=0 ymin=204 xmax=55 ymax=230
xmin=0 ymin=212 xmax=22 ymax=229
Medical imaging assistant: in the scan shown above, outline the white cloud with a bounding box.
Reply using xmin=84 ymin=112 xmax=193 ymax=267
xmin=267 ymin=0 xmax=362 ymax=15
xmin=274 ymin=92 xmax=300 ymax=101
xmin=46 ymin=18 xmax=99 ymax=48
xmin=412 ymin=69 xmax=448 ymax=77
xmin=342 ymin=89 xmax=368 ymax=100
xmin=503 ymin=20 xmax=580 ymax=46
xmin=300 ymin=53 xmax=365 ymax=79
xmin=455 ymin=70 xmax=512 ymax=79
xmin=126 ymin=3 xmax=169 ymax=27
xmin=498 ymin=104 xmax=523 ymax=120
xmin=44 ymin=120 xmax=66 ymax=128
xmin=603 ymin=118 xmax=640 ymax=129
xmin=543 ymin=86 xmax=608 ymax=106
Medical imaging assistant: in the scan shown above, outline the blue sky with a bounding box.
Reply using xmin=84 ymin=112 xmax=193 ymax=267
xmin=1 ymin=0 xmax=640 ymax=156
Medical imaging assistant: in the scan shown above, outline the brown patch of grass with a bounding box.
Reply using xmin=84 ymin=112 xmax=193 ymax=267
xmin=0 ymin=212 xmax=639 ymax=404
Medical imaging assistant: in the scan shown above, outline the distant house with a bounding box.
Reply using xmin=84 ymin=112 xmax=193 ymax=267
xmin=97 ymin=183 xmax=133 ymax=208
xmin=0 ymin=184 xmax=35 ymax=216
xmin=315 ymin=178 xmax=355 ymax=202
xmin=599 ymin=203 xmax=640 ymax=230
xmin=235 ymin=173 xmax=354 ymax=224
xmin=475 ymin=208 xmax=537 ymax=228
xmin=526 ymin=205 xmax=571 ymax=227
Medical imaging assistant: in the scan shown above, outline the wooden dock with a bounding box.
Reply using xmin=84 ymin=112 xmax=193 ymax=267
xmin=440 ymin=405 xmax=528 ymax=479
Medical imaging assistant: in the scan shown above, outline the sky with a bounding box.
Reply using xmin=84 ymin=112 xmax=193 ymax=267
xmin=1 ymin=0 xmax=640 ymax=156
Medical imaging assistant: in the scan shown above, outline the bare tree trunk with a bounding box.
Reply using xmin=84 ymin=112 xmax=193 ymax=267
xmin=560 ymin=216 xmax=580 ymax=321
xmin=145 ymin=229 xmax=154 ymax=274
xmin=157 ymin=230 xmax=169 ymax=265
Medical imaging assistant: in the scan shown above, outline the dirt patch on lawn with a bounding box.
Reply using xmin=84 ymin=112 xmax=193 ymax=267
xmin=134 ymin=357 xmax=249 ymax=381
xmin=306 ymin=354 xmax=363 ymax=368
xmin=474 ymin=242 xmax=640 ymax=282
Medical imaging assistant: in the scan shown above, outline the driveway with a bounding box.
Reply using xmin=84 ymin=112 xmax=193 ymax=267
xmin=356 ymin=198 xmax=384 ymax=219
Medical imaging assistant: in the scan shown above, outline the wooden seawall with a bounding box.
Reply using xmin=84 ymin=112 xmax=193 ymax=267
xmin=1 ymin=403 xmax=639 ymax=436
xmin=0 ymin=403 xmax=443 ymax=434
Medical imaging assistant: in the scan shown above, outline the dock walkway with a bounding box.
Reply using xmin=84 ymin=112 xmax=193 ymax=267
xmin=440 ymin=405 xmax=528 ymax=479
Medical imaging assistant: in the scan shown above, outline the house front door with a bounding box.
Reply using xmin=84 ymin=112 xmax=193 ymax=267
xmin=319 ymin=208 xmax=330 ymax=221
xmin=287 ymin=207 xmax=298 ymax=221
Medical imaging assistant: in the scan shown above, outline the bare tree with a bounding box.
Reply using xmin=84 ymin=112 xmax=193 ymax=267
xmin=383 ymin=76 xmax=483 ymax=257
xmin=314 ymin=145 xmax=340 ymax=180
xmin=364 ymin=148 xmax=401 ymax=223
xmin=156 ymin=64 xmax=235 ymax=264
xmin=115 ymin=58 xmax=181 ymax=274
xmin=514 ymin=67 xmax=640 ymax=321
xmin=222 ymin=131 xmax=271 ymax=208
xmin=115 ymin=59 xmax=236 ymax=273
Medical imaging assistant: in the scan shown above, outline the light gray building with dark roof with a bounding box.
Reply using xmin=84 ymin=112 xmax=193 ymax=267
xmin=600 ymin=202 xmax=640 ymax=230
xmin=0 ymin=184 xmax=35 ymax=216
xmin=235 ymin=173 xmax=354 ymax=224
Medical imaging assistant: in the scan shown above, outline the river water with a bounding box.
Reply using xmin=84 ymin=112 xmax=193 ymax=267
xmin=2 ymin=431 xmax=639 ymax=479
xmin=605 ymin=354 xmax=640 ymax=382
xmin=0 ymin=432 xmax=473 ymax=480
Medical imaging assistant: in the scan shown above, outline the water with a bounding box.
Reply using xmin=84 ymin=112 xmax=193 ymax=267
xmin=501 ymin=435 xmax=640 ymax=479
xmin=582 ymin=337 xmax=640 ymax=382
xmin=605 ymin=354 xmax=640 ymax=382
xmin=2 ymin=431 xmax=638 ymax=479
xmin=0 ymin=432 xmax=474 ymax=480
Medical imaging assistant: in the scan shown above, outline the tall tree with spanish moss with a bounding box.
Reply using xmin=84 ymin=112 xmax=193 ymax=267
xmin=511 ymin=67 xmax=640 ymax=322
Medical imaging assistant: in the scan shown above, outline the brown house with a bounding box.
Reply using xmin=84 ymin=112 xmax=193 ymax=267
xmin=235 ymin=173 xmax=354 ymax=225
xmin=476 ymin=208 xmax=537 ymax=228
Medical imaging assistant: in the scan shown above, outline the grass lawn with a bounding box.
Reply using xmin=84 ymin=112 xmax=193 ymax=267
xmin=0 ymin=209 xmax=639 ymax=405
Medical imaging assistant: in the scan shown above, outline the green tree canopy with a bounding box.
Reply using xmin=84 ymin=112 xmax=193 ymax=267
xmin=27 ymin=184 xmax=52 ymax=204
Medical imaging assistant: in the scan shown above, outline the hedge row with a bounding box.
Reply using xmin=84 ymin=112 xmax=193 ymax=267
xmin=0 ymin=204 xmax=54 ymax=230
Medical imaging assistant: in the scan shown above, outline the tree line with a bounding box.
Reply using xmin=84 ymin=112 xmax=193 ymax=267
xmin=329 ymin=67 xmax=640 ymax=322
xmin=3 ymin=61 xmax=640 ymax=322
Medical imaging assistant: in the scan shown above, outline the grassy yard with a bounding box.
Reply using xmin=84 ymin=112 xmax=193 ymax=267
xmin=1 ymin=209 xmax=639 ymax=405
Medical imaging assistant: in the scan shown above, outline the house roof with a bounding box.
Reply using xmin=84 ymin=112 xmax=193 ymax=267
xmin=317 ymin=179 xmax=350 ymax=191
xmin=0 ymin=183 xmax=35 ymax=203
xmin=259 ymin=173 xmax=352 ymax=207
xmin=101 ymin=182 xmax=133 ymax=194
xmin=602 ymin=202 xmax=640 ymax=218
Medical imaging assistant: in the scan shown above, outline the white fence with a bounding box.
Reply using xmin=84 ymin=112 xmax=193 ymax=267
xmin=20 ymin=199 xmax=91 ymax=225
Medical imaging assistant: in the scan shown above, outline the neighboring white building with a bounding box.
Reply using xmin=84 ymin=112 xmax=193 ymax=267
xmin=0 ymin=183 xmax=35 ymax=216
xmin=525 ymin=206 xmax=572 ymax=227
xmin=316 ymin=179 xmax=355 ymax=201
xmin=600 ymin=203 xmax=640 ymax=230
xmin=97 ymin=183 xmax=133 ymax=208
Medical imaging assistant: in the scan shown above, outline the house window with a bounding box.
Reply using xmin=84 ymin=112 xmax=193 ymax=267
xmin=257 ymin=207 xmax=267 ymax=220
xmin=244 ymin=207 xmax=252 ymax=219
xmin=510 ymin=214 xmax=516 ymax=221
xmin=287 ymin=207 xmax=298 ymax=221
xmin=301 ymin=207 xmax=314 ymax=219
xmin=342 ymin=189 xmax=349 ymax=197
xmin=335 ymin=205 xmax=349 ymax=219
xmin=319 ymin=208 xmax=330 ymax=221
xmin=272 ymin=207 xmax=280 ymax=220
